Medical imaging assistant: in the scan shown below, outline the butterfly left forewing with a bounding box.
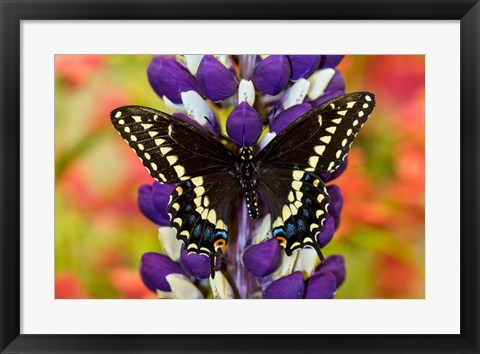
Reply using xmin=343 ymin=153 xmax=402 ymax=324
xmin=111 ymin=106 xmax=238 ymax=184
xmin=256 ymin=92 xmax=375 ymax=174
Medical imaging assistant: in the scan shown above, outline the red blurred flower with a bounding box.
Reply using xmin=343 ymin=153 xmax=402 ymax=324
xmin=55 ymin=272 xmax=89 ymax=299
xmin=109 ymin=268 xmax=156 ymax=299
xmin=55 ymin=55 xmax=105 ymax=88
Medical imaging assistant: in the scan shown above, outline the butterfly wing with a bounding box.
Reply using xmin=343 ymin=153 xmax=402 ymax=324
xmin=255 ymin=92 xmax=375 ymax=256
xmin=257 ymin=168 xmax=329 ymax=258
xmin=111 ymin=106 xmax=238 ymax=183
xmin=111 ymin=106 xmax=241 ymax=272
xmin=167 ymin=173 xmax=239 ymax=256
xmin=256 ymin=92 xmax=375 ymax=174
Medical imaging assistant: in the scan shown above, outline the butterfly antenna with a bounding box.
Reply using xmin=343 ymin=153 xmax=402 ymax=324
xmin=311 ymin=241 xmax=327 ymax=266
xmin=203 ymin=115 xmax=216 ymax=131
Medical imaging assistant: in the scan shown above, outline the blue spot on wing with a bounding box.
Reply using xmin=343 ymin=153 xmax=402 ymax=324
xmin=297 ymin=218 xmax=306 ymax=233
xmin=193 ymin=224 xmax=202 ymax=238
xmin=302 ymin=208 xmax=310 ymax=218
xmin=215 ymin=230 xmax=228 ymax=239
xmin=273 ymin=227 xmax=285 ymax=237
xmin=286 ymin=223 xmax=296 ymax=239
xmin=203 ymin=226 xmax=214 ymax=241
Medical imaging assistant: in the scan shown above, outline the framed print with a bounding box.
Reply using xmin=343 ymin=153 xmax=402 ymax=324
xmin=1 ymin=0 xmax=479 ymax=353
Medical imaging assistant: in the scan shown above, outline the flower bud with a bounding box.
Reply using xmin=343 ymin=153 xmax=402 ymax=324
xmin=196 ymin=55 xmax=237 ymax=102
xmin=252 ymin=55 xmax=291 ymax=96
xmin=226 ymin=101 xmax=262 ymax=146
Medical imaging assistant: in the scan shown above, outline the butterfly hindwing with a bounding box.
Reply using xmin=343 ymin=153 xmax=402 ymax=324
xmin=110 ymin=106 xmax=238 ymax=184
xmin=167 ymin=172 xmax=240 ymax=255
xmin=257 ymin=168 xmax=330 ymax=256
xmin=256 ymin=92 xmax=375 ymax=174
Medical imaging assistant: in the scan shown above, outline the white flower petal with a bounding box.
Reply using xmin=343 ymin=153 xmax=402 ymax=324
xmin=251 ymin=214 xmax=272 ymax=245
xmin=209 ymin=271 xmax=235 ymax=299
xmin=162 ymin=95 xmax=186 ymax=113
xmin=271 ymin=251 xmax=299 ymax=280
xmin=157 ymin=227 xmax=182 ymax=262
xmin=184 ymin=55 xmax=204 ymax=75
xmin=293 ymin=248 xmax=320 ymax=278
xmin=283 ymin=79 xmax=310 ymax=109
xmin=238 ymin=79 xmax=256 ymax=106
xmin=166 ymin=274 xmax=204 ymax=299
xmin=213 ymin=54 xmax=229 ymax=67
xmin=258 ymin=132 xmax=277 ymax=150
xmin=181 ymin=90 xmax=213 ymax=126
xmin=307 ymin=68 xmax=336 ymax=100
xmin=156 ymin=289 xmax=174 ymax=299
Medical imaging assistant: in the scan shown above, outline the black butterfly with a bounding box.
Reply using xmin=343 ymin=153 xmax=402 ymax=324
xmin=111 ymin=92 xmax=375 ymax=278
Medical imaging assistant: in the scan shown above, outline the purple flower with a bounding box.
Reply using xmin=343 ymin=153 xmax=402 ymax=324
xmin=263 ymin=272 xmax=305 ymax=299
xmin=196 ymin=55 xmax=237 ymax=102
xmin=252 ymin=55 xmax=291 ymax=95
xmin=137 ymin=55 xmax=355 ymax=299
xmin=226 ymin=101 xmax=263 ymax=146
xmin=239 ymin=55 xmax=258 ymax=80
xmin=316 ymin=254 xmax=346 ymax=287
xmin=137 ymin=182 xmax=174 ymax=226
xmin=140 ymin=252 xmax=187 ymax=292
xmin=320 ymin=157 xmax=348 ymax=182
xmin=269 ymin=103 xmax=311 ymax=134
xmin=304 ymin=271 xmax=336 ymax=299
xmin=327 ymin=185 xmax=344 ymax=229
xmin=243 ymin=238 xmax=282 ymax=277
xmin=263 ymin=266 xmax=339 ymax=299
xmin=147 ymin=56 xmax=198 ymax=104
xmin=317 ymin=216 xmax=335 ymax=247
xmin=312 ymin=89 xmax=346 ymax=107
xmin=320 ymin=55 xmax=345 ymax=69
xmin=180 ymin=248 xmax=212 ymax=280
xmin=288 ymin=55 xmax=321 ymax=80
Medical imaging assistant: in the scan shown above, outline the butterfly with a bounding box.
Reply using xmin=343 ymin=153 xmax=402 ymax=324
xmin=111 ymin=92 xmax=375 ymax=278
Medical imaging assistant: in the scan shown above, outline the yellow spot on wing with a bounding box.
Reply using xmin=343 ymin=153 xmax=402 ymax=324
xmin=320 ymin=136 xmax=331 ymax=144
xmin=160 ymin=147 xmax=172 ymax=155
xmin=315 ymin=145 xmax=326 ymax=155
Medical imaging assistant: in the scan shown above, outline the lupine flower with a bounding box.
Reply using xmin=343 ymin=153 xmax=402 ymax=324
xmin=137 ymin=54 xmax=349 ymax=298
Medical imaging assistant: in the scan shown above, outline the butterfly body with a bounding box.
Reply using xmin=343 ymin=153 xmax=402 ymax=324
xmin=111 ymin=92 xmax=375 ymax=277
xmin=238 ymin=147 xmax=260 ymax=219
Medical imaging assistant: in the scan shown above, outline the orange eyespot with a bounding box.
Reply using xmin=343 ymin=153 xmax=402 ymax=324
xmin=276 ymin=236 xmax=287 ymax=247
xmin=214 ymin=239 xmax=226 ymax=250
xmin=176 ymin=186 xmax=183 ymax=194
xmin=313 ymin=179 xmax=319 ymax=187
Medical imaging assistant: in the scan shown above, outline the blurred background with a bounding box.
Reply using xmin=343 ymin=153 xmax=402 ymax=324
xmin=55 ymin=55 xmax=425 ymax=299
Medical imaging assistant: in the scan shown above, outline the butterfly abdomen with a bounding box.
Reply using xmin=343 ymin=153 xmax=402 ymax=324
xmin=239 ymin=147 xmax=259 ymax=219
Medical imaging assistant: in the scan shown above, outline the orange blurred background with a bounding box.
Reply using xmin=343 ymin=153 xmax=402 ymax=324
xmin=55 ymin=55 xmax=424 ymax=299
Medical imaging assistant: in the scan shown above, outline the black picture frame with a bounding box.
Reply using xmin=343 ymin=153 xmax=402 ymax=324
xmin=1 ymin=0 xmax=479 ymax=353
